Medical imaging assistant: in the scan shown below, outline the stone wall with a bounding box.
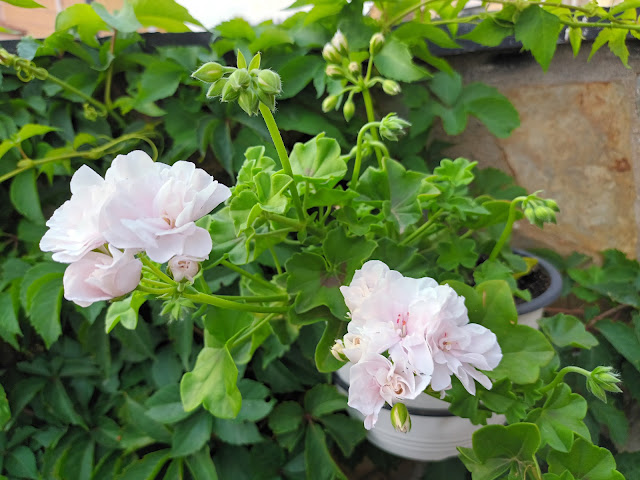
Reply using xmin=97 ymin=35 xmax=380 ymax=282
xmin=440 ymin=41 xmax=640 ymax=258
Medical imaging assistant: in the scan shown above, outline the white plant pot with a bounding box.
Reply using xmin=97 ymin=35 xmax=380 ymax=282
xmin=332 ymin=251 xmax=562 ymax=462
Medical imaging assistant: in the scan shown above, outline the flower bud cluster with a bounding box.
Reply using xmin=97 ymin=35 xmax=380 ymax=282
xmin=522 ymin=195 xmax=559 ymax=228
xmin=40 ymin=151 xmax=231 ymax=307
xmin=587 ymin=366 xmax=622 ymax=403
xmin=335 ymin=260 xmax=502 ymax=430
xmin=191 ymin=51 xmax=282 ymax=115
xmin=379 ymin=113 xmax=411 ymax=141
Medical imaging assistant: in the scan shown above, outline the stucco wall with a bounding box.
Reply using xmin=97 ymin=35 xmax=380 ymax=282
xmin=439 ymin=41 xmax=640 ymax=258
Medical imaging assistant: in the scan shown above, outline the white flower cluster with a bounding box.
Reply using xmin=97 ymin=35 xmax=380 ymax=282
xmin=40 ymin=151 xmax=231 ymax=307
xmin=335 ymin=260 xmax=503 ymax=429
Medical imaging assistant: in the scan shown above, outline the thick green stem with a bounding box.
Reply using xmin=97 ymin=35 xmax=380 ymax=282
xmin=488 ymin=196 xmax=525 ymax=261
xmin=227 ymin=313 xmax=277 ymax=350
xmin=400 ymin=210 xmax=443 ymax=246
xmin=104 ymin=30 xmax=117 ymax=110
xmin=539 ymin=366 xmax=591 ymax=394
xmin=141 ymin=256 xmax=176 ymax=285
xmin=258 ymin=102 xmax=305 ymax=221
xmin=351 ymin=121 xmax=380 ymax=186
xmin=269 ymin=245 xmax=283 ymax=275
xmin=361 ymin=89 xmax=383 ymax=165
xmin=215 ymin=293 xmax=289 ymax=303
xmin=220 ymin=259 xmax=282 ymax=292
xmin=136 ymin=284 xmax=174 ymax=295
xmin=182 ymin=291 xmax=289 ymax=314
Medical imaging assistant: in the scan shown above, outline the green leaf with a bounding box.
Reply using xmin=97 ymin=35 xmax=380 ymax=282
xmin=105 ymin=291 xmax=147 ymax=332
xmin=236 ymin=379 xmax=276 ymax=422
xmin=0 ymin=291 xmax=21 ymax=349
xmin=304 ymin=384 xmax=347 ymax=418
xmin=249 ymin=27 xmax=293 ymax=53
xmin=589 ymin=400 xmax=629 ymax=446
xmin=526 ymin=384 xmax=590 ymax=452
xmin=130 ymin=0 xmax=203 ymax=31
xmin=115 ymin=449 xmax=171 ymax=480
xmin=5 ymin=446 xmax=38 ymax=479
xmin=180 ymin=347 xmax=242 ymax=418
xmin=289 ymin=135 xmax=346 ymax=186
xmin=357 ymin=158 xmax=429 ymax=234
xmin=374 ymin=37 xmax=430 ymax=82
xmin=460 ymin=83 xmax=520 ymax=138
xmin=0 ymin=384 xmax=10 ymax=429
xmin=461 ymin=18 xmax=513 ymax=47
xmin=304 ymin=422 xmax=347 ymax=480
xmin=429 ymin=71 xmax=462 ymax=106
xmin=25 ymin=271 xmax=64 ymax=348
xmin=10 ymin=170 xmax=45 ymax=224
xmin=276 ymin=104 xmax=347 ymax=147
xmin=46 ymin=379 xmax=88 ymax=429
xmin=315 ymin=317 xmax=346 ymax=373
xmin=171 ymin=410 xmax=213 ymax=458
xmin=123 ymin=396 xmax=172 ymax=443
xmin=92 ymin=2 xmax=142 ymax=33
xmin=436 ymin=237 xmax=478 ymax=270
xmin=211 ymin=417 xmax=263 ymax=445
xmin=569 ymin=27 xmax=582 ymax=57
xmin=145 ymin=385 xmax=191 ymax=425
xmin=185 ymin=446 xmax=218 ymax=480
xmin=1 ymin=0 xmax=43 ymax=7
xmin=547 ymin=438 xmax=625 ymax=480
xmin=539 ymin=314 xmax=598 ymax=349
xmin=596 ymin=319 xmax=640 ymax=372
xmin=55 ymin=4 xmax=108 ymax=46
xmin=319 ymin=414 xmax=365 ymax=457
xmin=394 ymin=22 xmax=460 ymax=49
xmin=215 ymin=17 xmax=255 ymax=40
xmin=514 ymin=6 xmax=562 ymax=71
xmin=134 ymin=60 xmax=185 ymax=107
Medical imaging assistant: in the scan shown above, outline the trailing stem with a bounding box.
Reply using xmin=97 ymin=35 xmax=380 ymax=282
xmin=488 ymin=196 xmax=526 ymax=262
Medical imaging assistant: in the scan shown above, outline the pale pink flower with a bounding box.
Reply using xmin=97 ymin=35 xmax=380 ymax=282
xmin=348 ymin=354 xmax=429 ymax=429
xmin=63 ymin=246 xmax=142 ymax=307
xmin=100 ymin=152 xmax=231 ymax=262
xmin=40 ymin=165 xmax=112 ymax=263
xmin=168 ymin=255 xmax=202 ymax=282
xmin=340 ymin=260 xmax=404 ymax=314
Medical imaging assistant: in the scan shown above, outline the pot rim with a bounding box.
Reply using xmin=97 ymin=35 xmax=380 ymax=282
xmin=513 ymin=248 xmax=563 ymax=315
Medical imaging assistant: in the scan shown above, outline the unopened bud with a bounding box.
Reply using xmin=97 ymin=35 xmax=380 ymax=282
xmin=325 ymin=64 xmax=343 ymax=78
xmin=322 ymin=43 xmax=342 ymax=64
xmin=239 ymin=89 xmax=260 ymax=116
xmin=331 ymin=340 xmax=347 ymax=361
xmin=379 ymin=113 xmax=411 ymax=141
xmin=370 ymin=33 xmax=385 ymax=55
xmin=168 ymin=255 xmax=201 ymax=283
xmin=257 ymin=89 xmax=276 ymax=112
xmin=382 ymin=79 xmax=401 ymax=96
xmin=390 ymin=403 xmax=411 ymax=433
xmin=228 ymin=68 xmax=251 ymax=91
xmin=545 ymin=198 xmax=559 ymax=211
xmin=331 ymin=30 xmax=348 ymax=55
xmin=257 ymin=69 xmax=282 ymax=95
xmin=322 ymin=95 xmax=339 ymax=113
xmin=343 ymin=98 xmax=355 ymax=122
xmin=221 ymin=79 xmax=241 ymax=102
xmin=348 ymin=61 xmax=360 ymax=74
xmin=192 ymin=62 xmax=225 ymax=83
xmin=207 ymin=78 xmax=227 ymax=98
xmin=587 ymin=366 xmax=622 ymax=403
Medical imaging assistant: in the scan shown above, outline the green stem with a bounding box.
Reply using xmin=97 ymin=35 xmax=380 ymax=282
xmin=400 ymin=210 xmax=443 ymax=246
xmin=269 ymin=245 xmax=283 ymax=275
xmin=488 ymin=196 xmax=526 ymax=261
xmin=384 ymin=0 xmax=442 ymax=28
xmin=140 ymin=256 xmax=176 ymax=285
xmin=258 ymin=102 xmax=305 ymax=222
xmin=351 ymin=121 xmax=380 ymax=186
xmin=227 ymin=313 xmax=277 ymax=350
xmin=215 ymin=293 xmax=289 ymax=303
xmin=136 ymin=284 xmax=174 ymax=295
xmin=220 ymin=259 xmax=281 ymax=292
xmin=361 ymin=88 xmax=383 ymax=165
xmin=539 ymin=366 xmax=591 ymax=394
xmin=140 ymin=278 xmax=172 ymax=289
xmin=182 ymin=291 xmax=289 ymax=314
xmin=104 ymin=30 xmax=117 ymax=110
xmin=263 ymin=212 xmax=323 ymax=237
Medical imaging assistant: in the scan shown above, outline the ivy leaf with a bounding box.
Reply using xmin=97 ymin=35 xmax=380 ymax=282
xmin=55 ymin=4 xmax=108 ymax=46
xmin=436 ymin=237 xmax=478 ymax=270
xmin=0 ymin=384 xmax=10 ymax=429
xmin=305 ymin=422 xmax=347 ymax=480
xmin=105 ymin=291 xmax=147 ymax=332
xmin=429 ymin=71 xmax=462 ymax=106
xmin=92 ymin=2 xmax=142 ymax=33
xmin=374 ymin=37 xmax=430 ymax=82
xmin=10 ymin=170 xmax=45 ymax=224
xmin=171 ymin=410 xmax=213 ymax=458
xmin=526 ymin=384 xmax=590 ymax=452
xmin=460 ymin=18 xmax=513 ymax=47
xmin=461 ymin=423 xmax=541 ymax=479
xmin=130 ymin=0 xmax=203 ymax=31
xmin=514 ymin=6 xmax=562 ymax=72
xmin=589 ymin=400 xmax=629 ymax=446
xmin=539 ymin=314 xmax=598 ymax=349
xmin=278 ymin=56 xmax=324 ymax=100
xmin=315 ymin=316 xmax=347 ymax=373
xmin=460 ymin=83 xmax=520 ymax=138
xmin=596 ymin=319 xmax=640 ymax=372
xmin=180 ymin=347 xmax=242 ymax=419
xmin=289 ymin=135 xmax=346 ymax=186
xmin=25 ymin=271 xmax=64 ymax=348
xmin=547 ymin=438 xmax=625 ymax=480
xmin=304 ymin=384 xmax=347 ymax=418
xmin=236 ymin=379 xmax=276 ymax=422
xmin=319 ymin=414 xmax=366 ymax=457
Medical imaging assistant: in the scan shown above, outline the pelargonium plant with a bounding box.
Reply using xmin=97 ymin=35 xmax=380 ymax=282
xmin=41 ymin=31 xmax=625 ymax=479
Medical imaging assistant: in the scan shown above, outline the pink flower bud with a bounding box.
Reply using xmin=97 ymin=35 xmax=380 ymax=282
xmin=168 ymin=255 xmax=201 ymax=282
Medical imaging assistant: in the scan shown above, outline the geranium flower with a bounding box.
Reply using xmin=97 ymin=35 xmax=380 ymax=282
xmin=63 ymin=246 xmax=142 ymax=307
